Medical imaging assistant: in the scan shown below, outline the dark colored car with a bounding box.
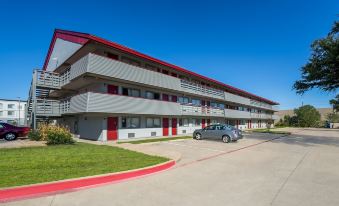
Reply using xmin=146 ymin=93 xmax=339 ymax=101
xmin=193 ymin=124 xmax=243 ymax=143
xmin=0 ymin=123 xmax=30 ymax=141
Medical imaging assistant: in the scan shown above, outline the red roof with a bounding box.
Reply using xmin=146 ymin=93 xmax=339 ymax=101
xmin=43 ymin=29 xmax=279 ymax=105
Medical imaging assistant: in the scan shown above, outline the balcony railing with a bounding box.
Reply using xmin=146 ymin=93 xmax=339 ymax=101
xmin=35 ymin=99 xmax=61 ymax=116
xmin=180 ymin=104 xmax=225 ymax=117
xmin=180 ymin=80 xmax=224 ymax=99
xmin=35 ymin=70 xmax=60 ymax=89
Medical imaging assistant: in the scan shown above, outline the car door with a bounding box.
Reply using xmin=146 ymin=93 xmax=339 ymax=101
xmin=203 ymin=125 xmax=216 ymax=139
xmin=214 ymin=125 xmax=223 ymax=139
xmin=0 ymin=124 xmax=6 ymax=137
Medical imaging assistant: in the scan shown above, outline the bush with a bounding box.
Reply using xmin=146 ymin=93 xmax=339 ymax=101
xmin=46 ymin=125 xmax=75 ymax=145
xmin=28 ymin=123 xmax=75 ymax=145
xmin=28 ymin=130 xmax=42 ymax=141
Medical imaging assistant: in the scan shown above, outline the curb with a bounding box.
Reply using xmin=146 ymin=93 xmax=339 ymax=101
xmin=0 ymin=160 xmax=175 ymax=203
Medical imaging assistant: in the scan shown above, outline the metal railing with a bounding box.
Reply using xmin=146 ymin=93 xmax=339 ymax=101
xmin=35 ymin=99 xmax=61 ymax=116
xmin=180 ymin=80 xmax=225 ymax=99
xmin=35 ymin=70 xmax=60 ymax=89
xmin=181 ymin=104 xmax=225 ymax=117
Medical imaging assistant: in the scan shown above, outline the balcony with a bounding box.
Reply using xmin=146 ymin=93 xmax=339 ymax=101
xmin=35 ymin=99 xmax=61 ymax=116
xmin=224 ymin=91 xmax=251 ymax=106
xmin=224 ymin=109 xmax=251 ymax=119
xmin=180 ymin=80 xmax=224 ymax=100
xmin=180 ymin=105 xmax=225 ymax=117
xmin=68 ymin=92 xmax=182 ymax=116
xmin=35 ymin=70 xmax=60 ymax=89
xmin=69 ymin=53 xmax=182 ymax=91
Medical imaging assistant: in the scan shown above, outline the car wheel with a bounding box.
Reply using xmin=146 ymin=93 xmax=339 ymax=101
xmin=195 ymin=133 xmax=202 ymax=140
xmin=4 ymin=133 xmax=17 ymax=141
xmin=222 ymin=135 xmax=230 ymax=143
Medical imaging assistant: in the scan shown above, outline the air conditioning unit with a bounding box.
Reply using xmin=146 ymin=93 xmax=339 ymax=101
xmin=182 ymin=130 xmax=186 ymax=134
xmin=128 ymin=133 xmax=135 ymax=138
xmin=151 ymin=132 xmax=156 ymax=136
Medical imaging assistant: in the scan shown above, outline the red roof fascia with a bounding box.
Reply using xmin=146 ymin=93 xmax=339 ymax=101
xmin=43 ymin=29 xmax=278 ymax=105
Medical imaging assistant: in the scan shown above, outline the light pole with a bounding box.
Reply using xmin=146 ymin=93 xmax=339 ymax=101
xmin=17 ymin=97 xmax=21 ymax=126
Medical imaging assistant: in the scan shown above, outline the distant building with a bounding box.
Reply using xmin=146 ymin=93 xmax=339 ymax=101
xmin=0 ymin=99 xmax=27 ymax=126
xmin=275 ymin=108 xmax=333 ymax=122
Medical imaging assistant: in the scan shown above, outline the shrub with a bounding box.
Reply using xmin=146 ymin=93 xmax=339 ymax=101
xmin=28 ymin=123 xmax=75 ymax=145
xmin=28 ymin=130 xmax=42 ymax=141
xmin=46 ymin=125 xmax=75 ymax=145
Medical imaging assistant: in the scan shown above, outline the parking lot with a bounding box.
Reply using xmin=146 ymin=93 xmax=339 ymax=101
xmin=3 ymin=128 xmax=339 ymax=206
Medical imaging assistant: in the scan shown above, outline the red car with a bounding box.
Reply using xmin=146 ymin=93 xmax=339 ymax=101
xmin=0 ymin=123 xmax=30 ymax=141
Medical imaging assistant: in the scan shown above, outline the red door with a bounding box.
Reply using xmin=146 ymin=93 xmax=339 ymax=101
xmin=163 ymin=118 xmax=169 ymax=136
xmin=162 ymin=94 xmax=169 ymax=101
xmin=107 ymin=85 xmax=118 ymax=94
xmin=202 ymin=119 xmax=206 ymax=128
xmin=107 ymin=117 xmax=118 ymax=140
xmin=172 ymin=118 xmax=177 ymax=136
xmin=171 ymin=95 xmax=177 ymax=102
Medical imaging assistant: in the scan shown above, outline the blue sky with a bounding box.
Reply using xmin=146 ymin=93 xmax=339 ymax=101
xmin=0 ymin=0 xmax=337 ymax=109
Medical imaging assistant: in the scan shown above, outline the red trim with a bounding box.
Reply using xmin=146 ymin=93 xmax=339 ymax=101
xmin=43 ymin=29 xmax=278 ymax=105
xmin=163 ymin=118 xmax=169 ymax=136
xmin=0 ymin=160 xmax=175 ymax=203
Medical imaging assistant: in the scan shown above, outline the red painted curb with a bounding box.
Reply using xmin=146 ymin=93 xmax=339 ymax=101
xmin=0 ymin=160 xmax=175 ymax=203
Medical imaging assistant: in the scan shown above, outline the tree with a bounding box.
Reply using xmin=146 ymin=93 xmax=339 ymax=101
xmin=293 ymin=21 xmax=339 ymax=94
xmin=329 ymin=94 xmax=339 ymax=113
xmin=327 ymin=113 xmax=339 ymax=123
xmin=294 ymin=105 xmax=321 ymax=127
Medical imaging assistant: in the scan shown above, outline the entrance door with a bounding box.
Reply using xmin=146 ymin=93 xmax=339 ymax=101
xmin=107 ymin=84 xmax=118 ymax=94
xmin=172 ymin=118 xmax=177 ymax=136
xmin=202 ymin=119 xmax=206 ymax=128
xmin=207 ymin=119 xmax=210 ymax=126
xmin=163 ymin=118 xmax=169 ymax=136
xmin=107 ymin=117 xmax=118 ymax=140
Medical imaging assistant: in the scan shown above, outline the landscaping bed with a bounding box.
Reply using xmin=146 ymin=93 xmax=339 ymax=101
xmin=0 ymin=143 xmax=168 ymax=188
xmin=249 ymin=128 xmax=291 ymax=135
xmin=118 ymin=136 xmax=192 ymax=144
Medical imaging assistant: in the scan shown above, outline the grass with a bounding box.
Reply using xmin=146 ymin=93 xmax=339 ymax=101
xmin=250 ymin=128 xmax=291 ymax=135
xmin=118 ymin=136 xmax=192 ymax=144
xmin=0 ymin=143 xmax=169 ymax=188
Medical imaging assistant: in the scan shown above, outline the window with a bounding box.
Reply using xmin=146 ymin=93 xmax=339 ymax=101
xmin=191 ymin=99 xmax=201 ymax=106
xmin=7 ymin=111 xmax=15 ymax=116
xmin=145 ymin=64 xmax=160 ymax=72
xmin=145 ymin=91 xmax=160 ymax=100
xmin=121 ymin=117 xmax=140 ymax=128
xmin=192 ymin=118 xmax=200 ymax=126
xmin=8 ymin=104 xmax=15 ymax=109
xmin=0 ymin=103 xmax=2 ymax=109
xmin=121 ymin=56 xmax=141 ymax=66
xmin=211 ymin=102 xmax=218 ymax=108
xmin=178 ymin=97 xmax=189 ymax=104
xmin=219 ymin=104 xmax=225 ymax=109
xmin=122 ymin=88 xmax=140 ymax=97
xmin=146 ymin=117 xmax=161 ymax=128
xmin=179 ymin=118 xmax=189 ymax=127
xmin=0 ymin=124 xmax=3 ymax=129
xmin=205 ymin=125 xmax=216 ymax=130
xmin=0 ymin=111 xmax=2 ymax=116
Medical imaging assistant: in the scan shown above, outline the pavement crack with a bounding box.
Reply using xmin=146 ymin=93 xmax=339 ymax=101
xmin=270 ymin=150 xmax=309 ymax=206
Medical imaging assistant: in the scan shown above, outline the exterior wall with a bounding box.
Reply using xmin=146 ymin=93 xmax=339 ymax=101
xmin=78 ymin=115 xmax=106 ymax=141
xmin=0 ymin=99 xmax=27 ymax=126
xmin=46 ymin=38 xmax=83 ymax=71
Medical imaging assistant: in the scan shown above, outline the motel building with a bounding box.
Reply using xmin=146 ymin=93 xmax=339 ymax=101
xmin=25 ymin=29 xmax=279 ymax=141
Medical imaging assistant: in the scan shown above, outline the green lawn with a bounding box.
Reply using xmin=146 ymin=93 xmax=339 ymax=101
xmin=118 ymin=136 xmax=192 ymax=144
xmin=250 ymin=128 xmax=291 ymax=135
xmin=0 ymin=143 xmax=169 ymax=188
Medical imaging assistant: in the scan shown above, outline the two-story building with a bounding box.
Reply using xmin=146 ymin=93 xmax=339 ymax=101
xmin=0 ymin=99 xmax=26 ymax=126
xmin=26 ymin=29 xmax=279 ymax=141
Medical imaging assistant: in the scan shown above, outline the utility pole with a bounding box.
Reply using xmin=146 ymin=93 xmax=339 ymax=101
xmin=17 ymin=97 xmax=21 ymax=126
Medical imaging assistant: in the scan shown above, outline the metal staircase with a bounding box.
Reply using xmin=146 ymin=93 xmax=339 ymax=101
xmin=25 ymin=70 xmax=62 ymax=129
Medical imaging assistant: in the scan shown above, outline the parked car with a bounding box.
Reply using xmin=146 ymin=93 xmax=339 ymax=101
xmin=0 ymin=123 xmax=30 ymax=141
xmin=193 ymin=124 xmax=243 ymax=143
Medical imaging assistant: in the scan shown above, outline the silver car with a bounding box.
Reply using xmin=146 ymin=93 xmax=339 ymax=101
xmin=193 ymin=124 xmax=243 ymax=143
